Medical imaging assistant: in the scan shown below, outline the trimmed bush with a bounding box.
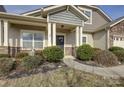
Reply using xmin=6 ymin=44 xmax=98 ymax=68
xmin=109 ymin=46 xmax=124 ymax=52
xmin=0 ymin=58 xmax=14 ymax=75
xmin=16 ymin=52 xmax=28 ymax=59
xmin=112 ymin=50 xmax=124 ymax=63
xmin=0 ymin=54 xmax=9 ymax=58
xmin=43 ymin=46 xmax=64 ymax=62
xmin=21 ymin=56 xmax=43 ymax=70
xmin=94 ymin=50 xmax=119 ymax=67
xmin=76 ymin=44 xmax=94 ymax=61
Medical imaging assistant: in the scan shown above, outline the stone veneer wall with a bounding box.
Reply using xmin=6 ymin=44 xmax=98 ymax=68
xmin=109 ymin=21 xmax=124 ymax=47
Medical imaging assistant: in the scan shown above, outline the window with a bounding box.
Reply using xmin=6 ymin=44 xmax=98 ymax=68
xmin=82 ymin=9 xmax=92 ymax=24
xmin=82 ymin=36 xmax=87 ymax=44
xmin=21 ymin=30 xmax=44 ymax=50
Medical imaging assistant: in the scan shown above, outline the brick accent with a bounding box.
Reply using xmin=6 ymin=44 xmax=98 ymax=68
xmin=65 ymin=47 xmax=77 ymax=57
xmin=0 ymin=46 xmax=9 ymax=54
xmin=109 ymin=20 xmax=124 ymax=47
xmin=8 ymin=47 xmax=21 ymax=57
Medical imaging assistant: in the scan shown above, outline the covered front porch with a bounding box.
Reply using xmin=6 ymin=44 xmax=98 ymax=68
xmin=0 ymin=5 xmax=88 ymax=56
xmin=47 ymin=22 xmax=84 ymax=56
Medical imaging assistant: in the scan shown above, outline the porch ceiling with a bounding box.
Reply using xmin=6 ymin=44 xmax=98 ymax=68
xmin=56 ymin=23 xmax=76 ymax=30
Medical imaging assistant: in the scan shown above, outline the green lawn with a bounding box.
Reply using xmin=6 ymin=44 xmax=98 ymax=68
xmin=0 ymin=67 xmax=123 ymax=87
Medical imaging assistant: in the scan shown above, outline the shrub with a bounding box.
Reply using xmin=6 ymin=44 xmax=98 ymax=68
xmin=76 ymin=44 xmax=94 ymax=61
xmin=94 ymin=50 xmax=119 ymax=67
xmin=16 ymin=52 xmax=28 ymax=59
xmin=92 ymin=48 xmax=102 ymax=61
xmin=0 ymin=58 xmax=14 ymax=75
xmin=21 ymin=56 xmax=43 ymax=70
xmin=109 ymin=46 xmax=124 ymax=52
xmin=43 ymin=46 xmax=64 ymax=62
xmin=112 ymin=50 xmax=124 ymax=63
xmin=35 ymin=50 xmax=44 ymax=60
xmin=0 ymin=54 xmax=9 ymax=58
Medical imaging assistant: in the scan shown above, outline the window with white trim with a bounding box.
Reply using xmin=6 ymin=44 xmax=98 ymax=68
xmin=82 ymin=9 xmax=92 ymax=24
xmin=82 ymin=36 xmax=87 ymax=44
xmin=21 ymin=31 xmax=44 ymax=50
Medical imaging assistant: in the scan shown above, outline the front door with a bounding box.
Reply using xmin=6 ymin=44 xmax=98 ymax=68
xmin=56 ymin=35 xmax=64 ymax=49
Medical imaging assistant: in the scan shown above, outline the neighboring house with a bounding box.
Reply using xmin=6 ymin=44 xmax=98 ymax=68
xmin=0 ymin=5 xmax=123 ymax=56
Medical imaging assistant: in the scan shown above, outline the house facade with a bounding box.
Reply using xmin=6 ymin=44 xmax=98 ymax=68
xmin=0 ymin=5 xmax=123 ymax=56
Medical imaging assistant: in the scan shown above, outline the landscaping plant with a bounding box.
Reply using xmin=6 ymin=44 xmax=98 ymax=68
xmin=92 ymin=48 xmax=102 ymax=61
xmin=0 ymin=58 xmax=14 ymax=75
xmin=15 ymin=52 xmax=28 ymax=59
xmin=43 ymin=46 xmax=64 ymax=62
xmin=76 ymin=44 xmax=94 ymax=61
xmin=109 ymin=46 xmax=124 ymax=52
xmin=0 ymin=54 xmax=9 ymax=58
xmin=94 ymin=50 xmax=119 ymax=67
xmin=21 ymin=56 xmax=43 ymax=70
xmin=112 ymin=50 xmax=124 ymax=63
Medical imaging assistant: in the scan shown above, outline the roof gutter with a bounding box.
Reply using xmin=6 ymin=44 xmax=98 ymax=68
xmin=0 ymin=12 xmax=47 ymax=23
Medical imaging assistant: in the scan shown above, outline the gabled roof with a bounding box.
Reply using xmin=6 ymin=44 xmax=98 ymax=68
xmin=96 ymin=16 xmax=124 ymax=31
xmin=78 ymin=5 xmax=112 ymax=22
xmin=21 ymin=5 xmax=112 ymax=22
xmin=0 ymin=5 xmax=6 ymax=12
xmin=42 ymin=5 xmax=89 ymax=21
xmin=21 ymin=8 xmax=41 ymax=16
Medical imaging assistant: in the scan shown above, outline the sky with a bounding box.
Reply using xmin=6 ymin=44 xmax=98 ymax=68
xmin=4 ymin=5 xmax=124 ymax=20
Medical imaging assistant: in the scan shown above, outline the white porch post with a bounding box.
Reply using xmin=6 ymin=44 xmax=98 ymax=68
xmin=0 ymin=20 xmax=2 ymax=46
xmin=79 ymin=26 xmax=83 ymax=46
xmin=76 ymin=26 xmax=79 ymax=47
xmin=3 ymin=20 xmax=8 ymax=46
xmin=107 ymin=29 xmax=110 ymax=49
xmin=48 ymin=22 xmax=52 ymax=46
xmin=52 ymin=23 xmax=56 ymax=46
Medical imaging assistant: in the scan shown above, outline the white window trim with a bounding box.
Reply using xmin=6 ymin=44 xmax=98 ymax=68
xmin=82 ymin=35 xmax=88 ymax=44
xmin=20 ymin=30 xmax=45 ymax=50
xmin=79 ymin=7 xmax=92 ymax=24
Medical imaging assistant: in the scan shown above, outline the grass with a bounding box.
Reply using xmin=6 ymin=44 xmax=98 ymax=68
xmin=0 ymin=67 xmax=123 ymax=87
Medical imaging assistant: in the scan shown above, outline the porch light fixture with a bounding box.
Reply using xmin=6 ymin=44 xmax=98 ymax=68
xmin=61 ymin=25 xmax=64 ymax=28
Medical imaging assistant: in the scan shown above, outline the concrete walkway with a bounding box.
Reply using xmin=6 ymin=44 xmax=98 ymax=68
xmin=63 ymin=56 xmax=124 ymax=79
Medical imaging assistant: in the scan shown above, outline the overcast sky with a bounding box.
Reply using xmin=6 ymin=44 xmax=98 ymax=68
xmin=4 ymin=5 xmax=124 ymax=20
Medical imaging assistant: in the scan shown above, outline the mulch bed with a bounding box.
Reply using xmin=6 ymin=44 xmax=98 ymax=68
xmin=0 ymin=61 xmax=67 ymax=80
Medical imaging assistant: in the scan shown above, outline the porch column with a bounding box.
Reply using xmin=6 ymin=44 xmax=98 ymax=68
xmin=79 ymin=26 xmax=83 ymax=46
xmin=52 ymin=23 xmax=56 ymax=46
xmin=48 ymin=22 xmax=52 ymax=46
xmin=0 ymin=20 xmax=2 ymax=46
xmin=76 ymin=26 xmax=79 ymax=47
xmin=107 ymin=29 xmax=110 ymax=49
xmin=3 ymin=20 xmax=8 ymax=46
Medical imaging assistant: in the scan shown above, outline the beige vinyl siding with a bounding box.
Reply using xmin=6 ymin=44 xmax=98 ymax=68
xmin=93 ymin=30 xmax=107 ymax=50
xmin=83 ymin=9 xmax=109 ymax=32
xmin=83 ymin=33 xmax=94 ymax=47
xmin=9 ymin=27 xmax=20 ymax=47
xmin=8 ymin=24 xmax=47 ymax=48
xmin=49 ymin=10 xmax=82 ymax=26
xmin=66 ymin=31 xmax=75 ymax=47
